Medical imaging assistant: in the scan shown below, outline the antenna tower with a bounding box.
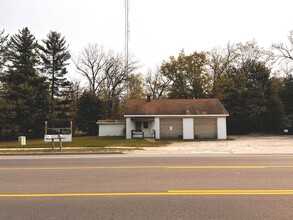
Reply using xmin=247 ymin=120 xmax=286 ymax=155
xmin=125 ymin=0 xmax=129 ymax=73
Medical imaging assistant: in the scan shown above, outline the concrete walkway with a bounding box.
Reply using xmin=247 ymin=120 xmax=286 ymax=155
xmin=131 ymin=135 xmax=293 ymax=155
xmin=1 ymin=135 xmax=293 ymax=155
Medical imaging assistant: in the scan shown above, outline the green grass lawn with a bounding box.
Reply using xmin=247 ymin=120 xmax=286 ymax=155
xmin=0 ymin=136 xmax=170 ymax=153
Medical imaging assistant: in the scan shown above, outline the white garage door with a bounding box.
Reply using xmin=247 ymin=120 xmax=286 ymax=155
xmin=194 ymin=118 xmax=217 ymax=139
xmin=160 ymin=118 xmax=183 ymax=139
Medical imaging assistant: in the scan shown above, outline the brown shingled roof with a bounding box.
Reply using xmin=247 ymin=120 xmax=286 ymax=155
xmin=125 ymin=98 xmax=228 ymax=116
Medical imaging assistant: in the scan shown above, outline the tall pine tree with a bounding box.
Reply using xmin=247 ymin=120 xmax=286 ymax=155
xmin=0 ymin=29 xmax=15 ymax=140
xmin=39 ymin=31 xmax=71 ymax=126
xmin=2 ymin=27 xmax=51 ymax=138
xmin=0 ymin=29 xmax=8 ymax=73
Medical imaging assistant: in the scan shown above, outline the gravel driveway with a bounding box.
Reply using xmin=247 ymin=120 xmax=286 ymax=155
xmin=131 ymin=135 xmax=293 ymax=154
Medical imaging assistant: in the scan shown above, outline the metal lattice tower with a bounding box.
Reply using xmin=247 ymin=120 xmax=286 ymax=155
xmin=125 ymin=0 xmax=129 ymax=73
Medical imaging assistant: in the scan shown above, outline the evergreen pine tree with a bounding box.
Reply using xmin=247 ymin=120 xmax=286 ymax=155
xmin=77 ymin=91 xmax=103 ymax=135
xmin=39 ymin=31 xmax=71 ymax=126
xmin=2 ymin=27 xmax=51 ymax=138
xmin=0 ymin=29 xmax=8 ymax=73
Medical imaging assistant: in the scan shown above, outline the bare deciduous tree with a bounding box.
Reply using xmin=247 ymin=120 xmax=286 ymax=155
xmin=236 ymin=40 xmax=274 ymax=67
xmin=126 ymin=73 xmax=145 ymax=99
xmin=207 ymin=42 xmax=238 ymax=90
xmin=273 ymin=30 xmax=293 ymax=76
xmin=72 ymin=43 xmax=110 ymax=94
xmin=273 ymin=30 xmax=293 ymax=61
xmin=73 ymin=43 xmax=139 ymax=119
xmin=144 ymin=68 xmax=169 ymax=99
xmin=101 ymin=53 xmax=138 ymax=119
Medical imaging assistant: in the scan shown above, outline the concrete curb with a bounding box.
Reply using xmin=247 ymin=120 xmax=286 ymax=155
xmin=0 ymin=151 xmax=124 ymax=156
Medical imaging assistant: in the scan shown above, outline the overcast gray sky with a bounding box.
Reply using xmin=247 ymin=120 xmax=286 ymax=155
xmin=1 ymin=0 xmax=293 ymax=79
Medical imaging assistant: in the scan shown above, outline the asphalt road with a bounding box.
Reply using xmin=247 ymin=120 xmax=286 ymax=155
xmin=1 ymin=154 xmax=293 ymax=219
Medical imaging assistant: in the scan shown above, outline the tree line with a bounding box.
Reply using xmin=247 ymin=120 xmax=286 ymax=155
xmin=0 ymin=27 xmax=139 ymax=140
xmin=1 ymin=27 xmax=293 ymax=139
xmin=148 ymin=40 xmax=293 ymax=134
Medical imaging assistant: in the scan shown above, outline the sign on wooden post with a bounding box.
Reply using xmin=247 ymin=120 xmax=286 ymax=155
xmin=44 ymin=121 xmax=72 ymax=151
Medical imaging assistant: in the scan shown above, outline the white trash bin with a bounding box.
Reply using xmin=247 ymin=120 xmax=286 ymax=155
xmin=18 ymin=136 xmax=26 ymax=145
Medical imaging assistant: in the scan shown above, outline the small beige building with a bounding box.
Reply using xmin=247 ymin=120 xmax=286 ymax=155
xmin=97 ymin=120 xmax=125 ymax=137
xmin=124 ymin=98 xmax=229 ymax=140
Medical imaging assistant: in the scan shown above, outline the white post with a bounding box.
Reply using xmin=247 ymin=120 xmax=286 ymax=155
xmin=126 ymin=118 xmax=132 ymax=139
xmin=154 ymin=118 xmax=160 ymax=139
xmin=45 ymin=121 xmax=48 ymax=135
xmin=217 ymin=117 xmax=227 ymax=139
xmin=52 ymin=139 xmax=55 ymax=150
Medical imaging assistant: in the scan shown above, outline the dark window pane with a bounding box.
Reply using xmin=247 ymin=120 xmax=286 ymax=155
xmin=143 ymin=122 xmax=148 ymax=129
xmin=135 ymin=122 xmax=142 ymax=130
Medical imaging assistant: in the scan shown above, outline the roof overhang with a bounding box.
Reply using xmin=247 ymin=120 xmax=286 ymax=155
xmin=96 ymin=120 xmax=125 ymax=125
xmin=130 ymin=117 xmax=155 ymax=122
xmin=125 ymin=114 xmax=229 ymax=118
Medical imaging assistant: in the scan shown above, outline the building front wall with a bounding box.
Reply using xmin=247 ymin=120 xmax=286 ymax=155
xmin=126 ymin=116 xmax=227 ymax=140
xmin=135 ymin=121 xmax=154 ymax=138
xmin=126 ymin=117 xmax=157 ymax=139
xmin=144 ymin=121 xmax=154 ymax=138
xmin=194 ymin=118 xmax=217 ymax=139
xmin=99 ymin=124 xmax=125 ymax=137
xmin=160 ymin=118 xmax=183 ymax=139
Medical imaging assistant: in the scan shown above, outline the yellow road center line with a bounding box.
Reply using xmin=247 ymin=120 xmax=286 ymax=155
xmin=267 ymin=166 xmax=293 ymax=168
xmin=0 ymin=166 xmax=168 ymax=171
xmin=2 ymin=165 xmax=293 ymax=171
xmin=167 ymin=166 xmax=267 ymax=169
xmin=168 ymin=190 xmax=293 ymax=194
xmin=1 ymin=190 xmax=293 ymax=197
xmin=0 ymin=166 xmax=267 ymax=171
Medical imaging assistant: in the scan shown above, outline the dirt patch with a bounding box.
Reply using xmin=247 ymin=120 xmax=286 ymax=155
xmin=130 ymin=135 xmax=293 ymax=154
